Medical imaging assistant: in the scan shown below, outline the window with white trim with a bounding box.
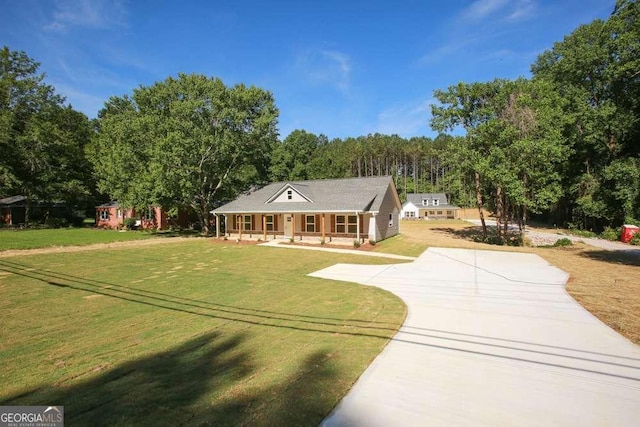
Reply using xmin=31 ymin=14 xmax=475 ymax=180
xmin=389 ymin=213 xmax=393 ymax=227
xmin=433 ymin=199 xmax=440 ymax=206
xmin=143 ymin=208 xmax=155 ymax=221
xmin=306 ymin=215 xmax=315 ymax=232
xmin=244 ymin=215 xmax=251 ymax=231
xmin=422 ymin=199 xmax=428 ymax=206
xmin=287 ymin=190 xmax=292 ymax=200
xmin=116 ymin=209 xmax=122 ymax=219
xmin=348 ymin=215 xmax=357 ymax=233
xmin=335 ymin=215 xmax=357 ymax=233
xmin=266 ymin=215 xmax=274 ymax=231
xmin=99 ymin=210 xmax=109 ymax=220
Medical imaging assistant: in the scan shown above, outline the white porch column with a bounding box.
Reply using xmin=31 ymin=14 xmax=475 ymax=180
xmin=356 ymin=211 xmax=360 ymax=242
xmin=369 ymin=213 xmax=378 ymax=242
xmin=214 ymin=214 xmax=219 ymax=238
xmin=224 ymin=214 xmax=228 ymax=236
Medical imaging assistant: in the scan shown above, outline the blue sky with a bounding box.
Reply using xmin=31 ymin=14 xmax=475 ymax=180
xmin=1 ymin=0 xmax=612 ymax=140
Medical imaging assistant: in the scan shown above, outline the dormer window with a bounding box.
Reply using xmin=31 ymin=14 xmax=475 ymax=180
xmin=287 ymin=190 xmax=292 ymax=200
xmin=422 ymin=199 xmax=428 ymax=206
xmin=433 ymin=199 xmax=440 ymax=206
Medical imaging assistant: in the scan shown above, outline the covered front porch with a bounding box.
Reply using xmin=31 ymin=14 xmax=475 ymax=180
xmin=214 ymin=212 xmax=377 ymax=243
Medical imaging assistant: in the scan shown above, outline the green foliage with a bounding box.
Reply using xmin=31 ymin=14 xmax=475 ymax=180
xmin=553 ymin=238 xmax=573 ymax=247
xmin=566 ymin=226 xmax=597 ymax=238
xmin=89 ymin=74 xmax=279 ymax=233
xmin=269 ymin=130 xmax=326 ymax=181
xmin=630 ymin=232 xmax=640 ymax=245
xmin=624 ymin=217 xmax=640 ymax=226
xmin=601 ymin=226 xmax=621 ymax=241
xmin=531 ymin=0 xmax=640 ymax=230
xmin=123 ymin=217 xmax=137 ymax=230
xmin=353 ymin=240 xmax=361 ymax=248
xmin=431 ymin=77 xmax=568 ymax=240
xmin=0 ymin=46 xmax=94 ymax=215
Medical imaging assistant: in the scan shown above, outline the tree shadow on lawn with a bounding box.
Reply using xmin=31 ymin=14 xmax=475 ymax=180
xmin=432 ymin=226 xmax=519 ymax=243
xmin=2 ymin=331 xmax=338 ymax=426
xmin=579 ymin=249 xmax=640 ymax=267
xmin=0 ymin=259 xmax=399 ymax=424
xmin=432 ymin=226 xmax=484 ymax=241
xmin=0 ymin=259 xmax=399 ymax=330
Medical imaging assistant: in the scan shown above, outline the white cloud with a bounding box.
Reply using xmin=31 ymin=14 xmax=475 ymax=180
xmin=375 ymin=99 xmax=435 ymax=137
xmin=459 ymin=0 xmax=509 ymax=22
xmin=419 ymin=0 xmax=538 ymax=66
xmin=294 ymin=48 xmax=352 ymax=92
xmin=506 ymin=0 xmax=536 ymax=22
xmin=44 ymin=0 xmax=128 ymax=32
xmin=460 ymin=0 xmax=537 ymax=23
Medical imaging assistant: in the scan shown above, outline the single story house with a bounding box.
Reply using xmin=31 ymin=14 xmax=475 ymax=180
xmin=401 ymin=193 xmax=460 ymax=220
xmin=95 ymin=202 xmax=192 ymax=230
xmin=211 ymin=176 xmax=401 ymax=242
xmin=1 ymin=195 xmax=69 ymax=226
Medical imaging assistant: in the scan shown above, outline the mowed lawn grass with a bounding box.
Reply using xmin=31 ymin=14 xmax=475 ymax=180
xmin=0 ymin=228 xmax=158 ymax=251
xmin=0 ymin=240 xmax=406 ymax=425
xmin=376 ymin=220 xmax=640 ymax=344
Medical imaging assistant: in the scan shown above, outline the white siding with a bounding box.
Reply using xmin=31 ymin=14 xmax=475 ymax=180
xmin=270 ymin=187 xmax=309 ymax=203
xmin=401 ymin=202 xmax=419 ymax=219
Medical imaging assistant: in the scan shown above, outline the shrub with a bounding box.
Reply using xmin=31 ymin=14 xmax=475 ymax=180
xmin=553 ymin=238 xmax=573 ymax=247
xmin=44 ymin=217 xmax=69 ymax=228
xmin=601 ymin=227 xmax=621 ymax=241
xmin=368 ymin=239 xmax=376 ymax=246
xmin=630 ymin=233 xmax=640 ymax=246
xmin=320 ymin=239 xmax=326 ymax=245
xmin=353 ymin=240 xmax=361 ymax=248
xmin=567 ymin=225 xmax=596 ymax=238
xmin=123 ymin=218 xmax=137 ymax=230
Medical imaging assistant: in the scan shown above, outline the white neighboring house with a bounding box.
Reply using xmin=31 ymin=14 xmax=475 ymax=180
xmin=401 ymin=193 xmax=460 ymax=220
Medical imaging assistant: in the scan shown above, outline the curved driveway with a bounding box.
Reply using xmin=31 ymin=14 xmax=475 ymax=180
xmin=311 ymin=247 xmax=640 ymax=426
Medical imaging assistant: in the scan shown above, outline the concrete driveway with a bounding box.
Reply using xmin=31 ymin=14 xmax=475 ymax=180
xmin=311 ymin=248 xmax=640 ymax=426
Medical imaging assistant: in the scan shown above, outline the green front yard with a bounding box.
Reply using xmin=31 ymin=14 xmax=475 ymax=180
xmin=0 ymin=228 xmax=160 ymax=251
xmin=0 ymin=240 xmax=405 ymax=425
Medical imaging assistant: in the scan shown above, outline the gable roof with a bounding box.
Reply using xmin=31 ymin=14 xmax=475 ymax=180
xmin=404 ymin=193 xmax=459 ymax=209
xmin=0 ymin=195 xmax=27 ymax=206
xmin=212 ymin=176 xmax=398 ymax=214
xmin=265 ymin=183 xmax=314 ymax=203
xmin=96 ymin=201 xmax=121 ymax=209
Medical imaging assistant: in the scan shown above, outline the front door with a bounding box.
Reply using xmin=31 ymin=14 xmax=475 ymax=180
xmin=284 ymin=214 xmax=293 ymax=237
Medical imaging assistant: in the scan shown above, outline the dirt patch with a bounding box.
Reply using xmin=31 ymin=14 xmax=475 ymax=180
xmin=0 ymin=236 xmax=201 ymax=258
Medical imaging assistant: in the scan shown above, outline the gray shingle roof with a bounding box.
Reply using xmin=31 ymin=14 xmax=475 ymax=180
xmin=212 ymin=176 xmax=396 ymax=214
xmin=96 ymin=201 xmax=121 ymax=208
xmin=405 ymin=193 xmax=459 ymax=209
xmin=0 ymin=195 xmax=27 ymax=205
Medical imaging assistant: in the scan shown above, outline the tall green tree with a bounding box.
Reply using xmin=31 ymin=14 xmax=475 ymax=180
xmin=269 ymin=130 xmax=325 ymax=181
xmin=0 ymin=46 xmax=93 ymax=220
xmin=431 ymin=78 xmax=568 ymax=240
xmin=89 ymin=73 xmax=279 ymax=233
xmin=531 ymin=0 xmax=640 ymax=228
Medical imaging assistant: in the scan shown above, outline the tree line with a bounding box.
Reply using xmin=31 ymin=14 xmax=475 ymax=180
xmin=1 ymin=0 xmax=638 ymax=236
